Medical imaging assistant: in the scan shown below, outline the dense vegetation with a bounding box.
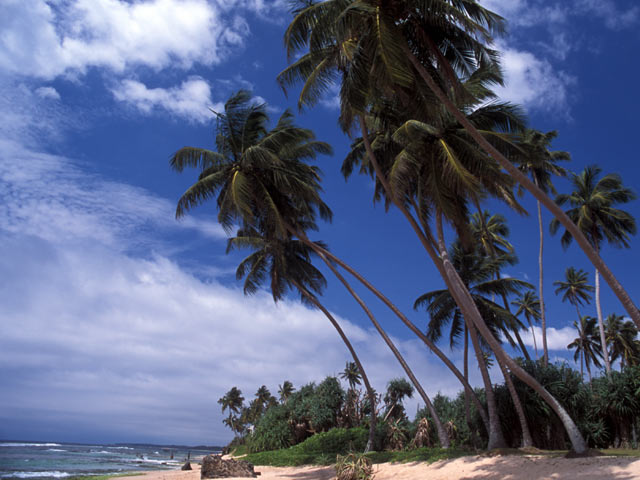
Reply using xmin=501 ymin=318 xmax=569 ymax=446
xmin=170 ymin=0 xmax=640 ymax=459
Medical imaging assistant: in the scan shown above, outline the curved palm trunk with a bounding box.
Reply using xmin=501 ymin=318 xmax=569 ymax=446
xmin=535 ymin=190 xmax=549 ymax=366
xmin=300 ymin=242 xmax=451 ymax=448
xmin=594 ymin=268 xmax=612 ymax=375
xmin=293 ymin=282 xmax=377 ymax=452
xmin=466 ymin=317 xmax=507 ymax=449
xmin=514 ymin=329 xmax=532 ymax=362
xmin=403 ymin=46 xmax=640 ymax=333
xmin=497 ymin=358 xmax=533 ymax=447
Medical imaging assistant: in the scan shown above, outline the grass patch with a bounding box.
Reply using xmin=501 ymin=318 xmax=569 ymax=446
xmin=601 ymin=449 xmax=640 ymax=457
xmin=365 ymin=447 xmax=470 ymax=464
xmin=230 ymin=445 xmax=249 ymax=457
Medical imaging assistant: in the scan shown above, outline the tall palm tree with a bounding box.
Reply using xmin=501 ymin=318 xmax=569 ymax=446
xmin=171 ymin=90 xmax=451 ymax=448
xmin=511 ymin=291 xmax=542 ymax=359
xmin=605 ymin=314 xmax=640 ymax=370
xmin=551 ymin=166 xmax=637 ymax=374
xmin=278 ymin=381 xmax=295 ymax=403
xmin=279 ymin=2 xmax=590 ymax=453
xmin=383 ymin=378 xmax=414 ymax=422
xmin=218 ymin=387 xmax=245 ymax=437
xmin=416 ymin=241 xmax=534 ymax=447
xmin=553 ymin=267 xmax=594 ymax=321
xmin=567 ymin=316 xmax=602 ymax=382
xmin=516 ymin=129 xmax=569 ymax=366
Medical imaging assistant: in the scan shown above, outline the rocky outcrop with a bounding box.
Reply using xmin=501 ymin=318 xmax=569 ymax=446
xmin=200 ymin=454 xmax=259 ymax=478
xmin=181 ymin=461 xmax=192 ymax=471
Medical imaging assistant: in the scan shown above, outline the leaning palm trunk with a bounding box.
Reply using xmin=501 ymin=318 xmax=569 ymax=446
xmin=301 ymin=237 xmax=490 ymax=433
xmin=466 ymin=317 xmax=507 ymax=448
xmin=403 ymin=46 xmax=640 ymax=333
xmin=294 ymin=236 xmax=451 ymax=448
xmin=528 ymin=316 xmax=539 ymax=359
xmin=293 ymin=282 xmax=377 ymax=452
xmin=594 ymin=268 xmax=612 ymax=374
xmin=497 ymin=358 xmax=534 ymax=447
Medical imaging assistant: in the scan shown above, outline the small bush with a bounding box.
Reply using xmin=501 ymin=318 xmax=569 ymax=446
xmin=336 ymin=453 xmax=374 ymax=480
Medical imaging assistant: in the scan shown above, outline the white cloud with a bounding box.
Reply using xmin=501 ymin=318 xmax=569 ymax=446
xmin=494 ymin=45 xmax=575 ymax=116
xmin=34 ymin=86 xmax=61 ymax=100
xmin=519 ymin=325 xmax=576 ymax=351
xmin=0 ymin=0 xmax=248 ymax=80
xmin=0 ymin=138 xmax=225 ymax=250
xmin=112 ymin=77 xmax=223 ymax=123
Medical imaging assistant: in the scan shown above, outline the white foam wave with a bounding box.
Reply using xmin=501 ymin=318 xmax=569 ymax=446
xmin=91 ymin=451 xmax=113 ymax=455
xmin=0 ymin=444 xmax=62 ymax=448
xmin=1 ymin=471 xmax=71 ymax=478
xmin=45 ymin=450 xmax=66 ymax=453
xmin=108 ymin=447 xmax=133 ymax=450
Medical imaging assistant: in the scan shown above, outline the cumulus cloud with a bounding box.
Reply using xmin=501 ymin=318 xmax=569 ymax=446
xmin=494 ymin=45 xmax=575 ymax=116
xmin=112 ymin=77 xmax=223 ymax=123
xmin=519 ymin=325 xmax=576 ymax=351
xmin=0 ymin=0 xmax=249 ymax=80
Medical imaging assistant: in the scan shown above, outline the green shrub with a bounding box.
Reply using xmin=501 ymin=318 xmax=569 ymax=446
xmin=335 ymin=453 xmax=374 ymax=480
xmin=248 ymin=404 xmax=294 ymax=452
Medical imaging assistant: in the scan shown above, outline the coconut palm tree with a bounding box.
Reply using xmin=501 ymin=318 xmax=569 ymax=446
xmin=511 ymin=291 xmax=542 ymax=359
xmin=471 ymin=211 xmax=531 ymax=361
xmin=553 ymin=267 xmax=594 ymax=322
xmin=567 ymin=316 xmax=602 ymax=382
xmin=383 ymin=378 xmax=414 ymax=422
xmin=551 ymin=166 xmax=637 ymax=374
xmin=278 ymin=381 xmax=295 ymax=403
xmin=516 ymin=129 xmax=569 ymax=366
xmin=171 ymin=90 xmax=452 ymax=448
xmin=340 ymin=361 xmax=362 ymax=389
xmin=279 ymin=3 xmax=590 ymax=452
xmin=280 ymin=0 xmax=640 ymax=362
xmin=605 ymin=314 xmax=640 ymax=370
xmin=218 ymin=387 xmax=245 ymax=437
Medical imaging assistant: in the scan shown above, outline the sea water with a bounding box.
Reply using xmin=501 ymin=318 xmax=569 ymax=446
xmin=0 ymin=442 xmax=219 ymax=480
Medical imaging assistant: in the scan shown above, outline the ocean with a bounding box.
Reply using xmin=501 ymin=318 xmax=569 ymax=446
xmin=0 ymin=442 xmax=220 ymax=480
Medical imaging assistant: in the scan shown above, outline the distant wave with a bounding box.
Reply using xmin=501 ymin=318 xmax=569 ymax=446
xmin=45 ymin=450 xmax=66 ymax=453
xmin=1 ymin=472 xmax=71 ymax=478
xmin=107 ymin=447 xmax=133 ymax=450
xmin=90 ymin=451 xmax=113 ymax=455
xmin=0 ymin=444 xmax=62 ymax=448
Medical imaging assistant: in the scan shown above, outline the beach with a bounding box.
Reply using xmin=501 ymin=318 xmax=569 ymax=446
xmin=119 ymin=454 xmax=640 ymax=480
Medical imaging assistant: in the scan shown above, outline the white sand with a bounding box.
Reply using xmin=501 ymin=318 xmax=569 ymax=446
xmin=119 ymin=454 xmax=640 ymax=480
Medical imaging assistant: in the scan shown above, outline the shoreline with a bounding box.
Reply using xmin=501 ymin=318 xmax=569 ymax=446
xmin=114 ymin=452 xmax=640 ymax=479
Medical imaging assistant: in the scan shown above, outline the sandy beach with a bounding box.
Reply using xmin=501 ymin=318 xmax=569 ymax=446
xmin=119 ymin=454 xmax=640 ymax=480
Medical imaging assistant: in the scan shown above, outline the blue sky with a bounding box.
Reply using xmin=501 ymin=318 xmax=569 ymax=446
xmin=1 ymin=0 xmax=640 ymax=446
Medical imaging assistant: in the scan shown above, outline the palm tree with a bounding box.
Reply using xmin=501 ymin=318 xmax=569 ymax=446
xmin=471 ymin=211 xmax=531 ymax=361
xmin=278 ymin=381 xmax=295 ymax=403
xmin=553 ymin=267 xmax=594 ymax=321
xmin=279 ymin=2 xmax=590 ymax=453
xmin=605 ymin=314 xmax=640 ymax=370
xmin=567 ymin=316 xmax=602 ymax=382
xmin=511 ymin=291 xmax=542 ymax=359
xmin=383 ymin=378 xmax=414 ymax=422
xmin=171 ymin=90 xmax=451 ymax=448
xmin=415 ymin=241 xmax=534 ymax=447
xmin=551 ymin=166 xmax=637 ymax=374
xmin=218 ymin=387 xmax=245 ymax=437
xmin=340 ymin=361 xmax=362 ymax=389
xmin=516 ymin=129 xmax=569 ymax=366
